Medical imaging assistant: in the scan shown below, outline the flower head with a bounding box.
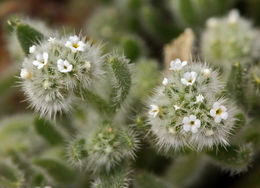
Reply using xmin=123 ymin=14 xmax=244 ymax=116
xmin=65 ymin=35 xmax=86 ymax=53
xmin=147 ymin=62 xmax=237 ymax=151
xmin=183 ymin=115 xmax=201 ymax=133
xmin=201 ymin=10 xmax=259 ymax=70
xmin=57 ymin=59 xmax=73 ymax=73
xmin=149 ymin=104 xmax=161 ymax=118
xmin=210 ymin=102 xmax=229 ymax=123
xmin=32 ymin=52 xmax=48 ymax=69
xmin=20 ymin=34 xmax=104 ymax=118
xmin=181 ymin=71 xmax=197 ymax=86
xmin=169 ymin=58 xmax=187 ymax=71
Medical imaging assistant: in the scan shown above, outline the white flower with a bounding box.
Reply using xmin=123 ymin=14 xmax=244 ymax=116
xmin=48 ymin=37 xmax=56 ymax=43
xmin=206 ymin=18 xmax=219 ymax=28
xmin=57 ymin=59 xmax=73 ymax=73
xmin=20 ymin=68 xmax=31 ymax=79
xmin=201 ymin=68 xmax=211 ymax=77
xmin=228 ymin=10 xmax=239 ymax=25
xmin=210 ymin=102 xmax=229 ymax=123
xmin=174 ymin=105 xmax=180 ymax=110
xmin=182 ymin=115 xmax=201 ymax=133
xmin=65 ymin=35 xmax=86 ymax=53
xmin=29 ymin=45 xmax=36 ymax=54
xmin=149 ymin=104 xmax=161 ymax=118
xmin=196 ymin=94 xmax=204 ymax=103
xmin=181 ymin=72 xmax=197 ymax=86
xmin=169 ymin=58 xmax=187 ymax=71
xmin=33 ymin=52 xmax=48 ymax=69
xmin=162 ymin=78 xmax=168 ymax=85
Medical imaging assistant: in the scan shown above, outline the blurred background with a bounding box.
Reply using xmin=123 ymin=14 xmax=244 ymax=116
xmin=1 ymin=0 xmax=260 ymax=187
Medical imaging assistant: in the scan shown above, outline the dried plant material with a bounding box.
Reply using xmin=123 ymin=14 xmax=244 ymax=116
xmin=164 ymin=28 xmax=194 ymax=70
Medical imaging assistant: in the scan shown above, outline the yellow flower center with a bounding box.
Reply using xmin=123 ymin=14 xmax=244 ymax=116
xmin=63 ymin=65 xmax=67 ymax=69
xmin=190 ymin=121 xmax=195 ymax=126
xmin=188 ymin=79 xmax=193 ymax=83
xmin=72 ymin=43 xmax=79 ymax=48
xmin=216 ymin=108 xmax=222 ymax=115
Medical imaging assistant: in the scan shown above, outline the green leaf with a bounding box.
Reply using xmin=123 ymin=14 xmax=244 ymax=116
xmin=33 ymin=158 xmax=76 ymax=184
xmin=34 ymin=117 xmax=65 ymax=146
xmin=109 ymin=54 xmax=131 ymax=111
xmin=12 ymin=20 xmax=44 ymax=55
xmin=82 ymin=90 xmax=112 ymax=114
xmin=207 ymin=144 xmax=253 ymax=173
xmin=226 ymin=62 xmax=246 ymax=107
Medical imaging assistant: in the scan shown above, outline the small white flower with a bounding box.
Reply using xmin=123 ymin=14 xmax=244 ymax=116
xmin=29 ymin=45 xmax=36 ymax=54
xmin=228 ymin=10 xmax=239 ymax=25
xmin=57 ymin=59 xmax=73 ymax=73
xmin=48 ymin=37 xmax=56 ymax=43
xmin=201 ymin=68 xmax=211 ymax=77
xmin=181 ymin=72 xmax=197 ymax=86
xmin=45 ymin=186 xmax=52 ymax=188
xmin=85 ymin=61 xmax=91 ymax=69
xmin=20 ymin=68 xmax=31 ymax=79
xmin=169 ymin=58 xmax=187 ymax=71
xmin=196 ymin=94 xmax=204 ymax=103
xmin=33 ymin=52 xmax=48 ymax=69
xmin=206 ymin=18 xmax=219 ymax=28
xmin=149 ymin=104 xmax=161 ymax=118
xmin=162 ymin=78 xmax=168 ymax=85
xmin=182 ymin=115 xmax=201 ymax=133
xmin=65 ymin=35 xmax=86 ymax=53
xmin=210 ymin=102 xmax=229 ymax=123
xmin=174 ymin=105 xmax=180 ymax=110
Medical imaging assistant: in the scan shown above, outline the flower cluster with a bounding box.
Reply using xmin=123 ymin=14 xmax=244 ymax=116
xmin=147 ymin=59 xmax=237 ymax=151
xmin=201 ymin=10 xmax=260 ymax=69
xmin=20 ymin=35 xmax=104 ymax=118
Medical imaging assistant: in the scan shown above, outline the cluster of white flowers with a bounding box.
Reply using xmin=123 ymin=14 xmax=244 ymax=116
xmin=201 ymin=10 xmax=260 ymax=69
xmin=20 ymin=35 xmax=104 ymax=118
xmin=148 ymin=59 xmax=236 ymax=151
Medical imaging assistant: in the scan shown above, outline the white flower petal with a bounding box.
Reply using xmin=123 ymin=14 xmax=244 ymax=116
xmin=183 ymin=124 xmax=191 ymax=132
xmin=214 ymin=116 xmax=222 ymax=123
xmin=221 ymin=112 xmax=228 ymax=120
xmin=190 ymin=115 xmax=196 ymax=121
xmin=221 ymin=105 xmax=227 ymax=112
xmin=182 ymin=117 xmax=190 ymax=124
xmin=213 ymin=102 xmax=220 ymax=109
xmin=195 ymin=119 xmax=201 ymax=128
xmin=191 ymin=126 xmax=198 ymax=133
xmin=210 ymin=109 xmax=216 ymax=117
